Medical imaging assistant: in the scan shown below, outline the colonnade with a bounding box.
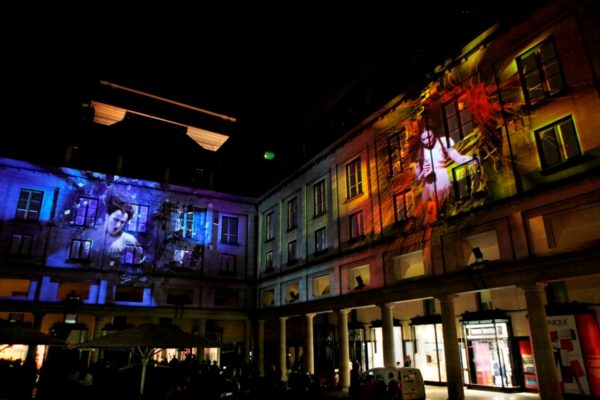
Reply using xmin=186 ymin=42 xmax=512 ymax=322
xmin=255 ymin=284 xmax=563 ymax=400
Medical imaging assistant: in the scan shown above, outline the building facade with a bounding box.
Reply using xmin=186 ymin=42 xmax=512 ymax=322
xmin=256 ymin=1 xmax=599 ymax=399
xmin=0 ymin=160 xmax=256 ymax=365
xmin=1 ymin=0 xmax=599 ymax=399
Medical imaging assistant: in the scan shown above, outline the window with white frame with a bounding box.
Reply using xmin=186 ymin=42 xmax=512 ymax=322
xmin=314 ymin=179 xmax=326 ymax=216
xmin=393 ymin=190 xmax=414 ymax=223
xmin=315 ymin=227 xmax=327 ymax=253
xmin=346 ymin=157 xmax=363 ymax=198
xmin=127 ymin=204 xmax=149 ymax=233
xmin=265 ymin=211 xmax=274 ymax=241
xmin=387 ymin=129 xmax=409 ymax=176
xmin=221 ymin=216 xmax=239 ymax=244
xmin=69 ymin=239 xmax=92 ymax=261
xmin=287 ymin=240 xmax=297 ymax=264
xmin=349 ymin=210 xmax=365 ymax=240
xmin=9 ymin=234 xmax=33 ymax=255
xmin=517 ymin=38 xmax=566 ymax=106
xmin=16 ymin=189 xmax=43 ymax=221
xmin=74 ymin=197 xmax=99 ymax=227
xmin=287 ymin=197 xmax=297 ymax=230
xmin=443 ymin=95 xmax=474 ymax=144
xmin=534 ymin=116 xmax=581 ymax=170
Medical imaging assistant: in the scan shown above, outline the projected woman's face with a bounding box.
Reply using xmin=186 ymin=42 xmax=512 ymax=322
xmin=107 ymin=210 xmax=130 ymax=237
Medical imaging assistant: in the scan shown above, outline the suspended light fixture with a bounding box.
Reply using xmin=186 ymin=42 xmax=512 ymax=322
xmin=90 ymin=101 xmax=229 ymax=152
xmin=89 ymin=81 xmax=235 ymax=152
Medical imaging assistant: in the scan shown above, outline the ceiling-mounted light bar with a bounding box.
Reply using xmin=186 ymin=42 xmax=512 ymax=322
xmin=90 ymin=101 xmax=229 ymax=151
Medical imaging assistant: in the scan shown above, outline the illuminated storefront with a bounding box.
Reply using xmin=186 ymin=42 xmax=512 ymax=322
xmin=462 ymin=314 xmax=518 ymax=390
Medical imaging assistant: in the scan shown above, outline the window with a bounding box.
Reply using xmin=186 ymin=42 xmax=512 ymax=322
xmin=127 ymin=204 xmax=149 ymax=233
xmin=387 ymin=130 xmax=409 ymax=176
xmin=166 ymin=289 xmax=193 ymax=305
xmin=74 ymin=197 xmax=99 ymax=227
xmin=314 ymin=180 xmax=326 ymax=216
xmin=115 ymin=287 xmax=144 ymax=302
xmin=221 ymin=216 xmax=239 ymax=244
xmin=9 ymin=234 xmax=33 ymax=255
xmin=535 ymin=116 xmax=581 ymax=169
xmin=219 ymin=254 xmax=236 ymax=274
xmin=122 ymin=244 xmax=144 ymax=264
xmin=393 ymin=250 xmax=425 ymax=281
xmin=349 ymin=211 xmax=365 ymax=240
xmin=69 ymin=239 xmax=92 ymax=261
xmin=16 ymin=189 xmax=43 ymax=221
xmin=349 ymin=265 xmax=370 ymax=290
xmin=261 ymin=289 xmax=275 ymax=306
xmin=173 ymin=209 xmax=194 ymax=239
xmin=443 ymin=95 xmax=474 ymax=144
xmin=462 ymin=231 xmax=501 ymax=265
xmin=393 ymin=191 xmax=414 ymax=223
xmin=287 ymin=197 xmax=297 ymax=230
xmin=285 ymin=282 xmax=300 ymax=303
xmin=287 ymin=240 xmax=297 ymax=264
xmin=312 ymin=274 xmax=330 ymax=297
xmin=265 ymin=212 xmax=274 ymax=241
xmin=452 ymin=159 xmax=482 ymax=201
xmin=265 ymin=251 xmax=274 ymax=272
xmin=214 ymin=289 xmax=239 ymax=307
xmin=346 ymin=157 xmax=363 ymax=198
xmin=315 ymin=227 xmax=327 ymax=253
xmin=173 ymin=249 xmax=192 ymax=268
xmin=517 ymin=38 xmax=566 ymax=105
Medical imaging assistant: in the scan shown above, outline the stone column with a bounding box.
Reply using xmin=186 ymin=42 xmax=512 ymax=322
xmin=27 ymin=312 xmax=45 ymax=363
xmin=91 ymin=315 xmax=108 ymax=363
xmin=338 ymin=309 xmax=351 ymax=390
xmin=305 ymin=313 xmax=316 ymax=374
xmin=196 ymin=318 xmax=206 ymax=361
xmin=439 ymin=295 xmax=464 ymax=400
xmin=257 ymin=319 xmax=265 ymax=377
xmin=380 ymin=303 xmax=396 ymax=368
xmin=521 ymin=284 xmax=563 ymax=400
xmin=279 ymin=316 xmax=289 ymax=382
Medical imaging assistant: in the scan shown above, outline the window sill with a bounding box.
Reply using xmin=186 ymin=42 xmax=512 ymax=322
xmin=521 ymin=87 xmax=571 ymax=112
xmin=540 ymin=154 xmax=590 ymax=176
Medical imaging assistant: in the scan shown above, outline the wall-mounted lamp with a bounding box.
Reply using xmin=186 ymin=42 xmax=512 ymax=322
xmin=472 ymin=247 xmax=484 ymax=263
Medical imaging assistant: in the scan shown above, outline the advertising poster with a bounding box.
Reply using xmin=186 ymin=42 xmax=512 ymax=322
xmin=547 ymin=315 xmax=591 ymax=395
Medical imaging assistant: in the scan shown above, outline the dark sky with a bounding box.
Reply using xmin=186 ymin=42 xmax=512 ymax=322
xmin=2 ymin=1 xmax=547 ymax=196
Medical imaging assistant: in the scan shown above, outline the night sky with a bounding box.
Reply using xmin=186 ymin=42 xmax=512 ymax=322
xmin=1 ymin=1 xmax=548 ymax=196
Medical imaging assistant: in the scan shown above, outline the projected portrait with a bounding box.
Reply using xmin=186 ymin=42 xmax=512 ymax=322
xmin=88 ymin=196 xmax=144 ymax=265
xmin=415 ymin=128 xmax=473 ymax=222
